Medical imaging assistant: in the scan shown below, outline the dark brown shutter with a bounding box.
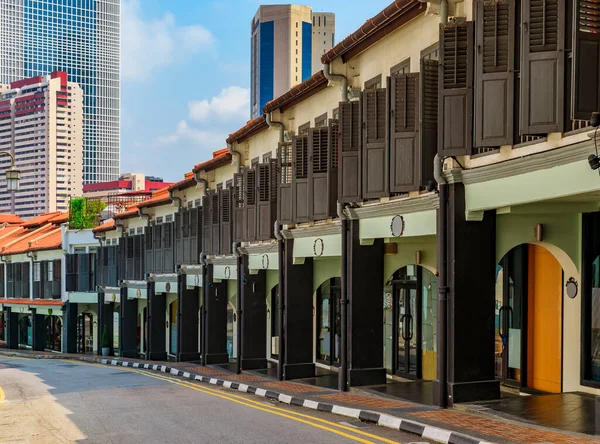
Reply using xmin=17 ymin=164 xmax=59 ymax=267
xmin=421 ymin=58 xmax=439 ymax=186
xmin=475 ymin=0 xmax=515 ymax=146
xmin=573 ymin=0 xmax=600 ymax=120
xmin=390 ymin=72 xmax=420 ymax=193
xmin=439 ymin=21 xmax=474 ymax=155
xmin=244 ymin=168 xmax=258 ymax=242
xmin=292 ymin=135 xmax=309 ymax=222
xmin=210 ymin=191 xmax=221 ymax=254
xmin=521 ymin=0 xmax=564 ymax=134
xmin=219 ymin=187 xmax=232 ymax=255
xmin=308 ymin=121 xmax=338 ymax=219
xmin=338 ymin=100 xmax=362 ymax=203
xmin=277 ymin=142 xmax=293 ymax=224
xmin=257 ymin=162 xmax=276 ymax=240
xmin=233 ymin=172 xmax=245 ymax=242
xmin=145 ymin=226 xmax=154 ymax=274
xmin=175 ymin=211 xmax=183 ymax=266
xmin=197 ymin=206 xmax=204 ymax=256
xmin=189 ymin=207 xmax=199 ymax=263
xmin=202 ymin=195 xmax=212 ymax=255
xmin=362 ymin=87 xmax=389 ymax=198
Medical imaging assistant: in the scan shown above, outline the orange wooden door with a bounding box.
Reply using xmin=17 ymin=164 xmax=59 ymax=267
xmin=527 ymin=245 xmax=562 ymax=393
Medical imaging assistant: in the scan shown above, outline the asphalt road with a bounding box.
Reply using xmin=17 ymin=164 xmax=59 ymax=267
xmin=0 ymin=357 xmax=431 ymax=444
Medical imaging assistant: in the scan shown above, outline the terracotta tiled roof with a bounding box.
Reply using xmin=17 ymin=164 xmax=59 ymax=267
xmin=137 ymin=187 xmax=172 ymax=209
xmin=22 ymin=212 xmax=63 ymax=228
xmin=113 ymin=206 xmax=139 ymax=220
xmin=1 ymin=298 xmax=64 ymax=307
xmin=226 ymin=116 xmax=268 ymax=145
xmin=0 ymin=214 xmax=23 ymax=225
xmin=168 ymin=173 xmax=196 ymax=192
xmin=321 ymin=0 xmax=425 ymax=64
xmin=93 ymin=219 xmax=115 ymax=233
xmin=263 ymin=71 xmax=328 ymax=114
xmin=48 ymin=213 xmax=69 ymax=224
xmin=192 ymin=149 xmax=232 ymax=174
xmin=1 ymin=224 xmax=62 ymax=255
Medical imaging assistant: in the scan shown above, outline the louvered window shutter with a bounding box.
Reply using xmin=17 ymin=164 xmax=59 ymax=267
xmin=362 ymin=87 xmax=389 ymax=198
xmin=244 ymin=168 xmax=257 ymax=242
xmin=209 ymin=191 xmax=221 ymax=254
xmin=233 ymin=172 xmax=245 ymax=242
xmin=573 ymin=0 xmax=600 ymax=120
xmin=390 ymin=72 xmax=420 ymax=193
xmin=521 ymin=0 xmax=564 ymax=134
xmin=277 ymin=142 xmax=293 ymax=224
xmin=292 ymin=135 xmax=309 ymax=223
xmin=421 ymin=58 xmax=439 ymax=187
xmin=219 ymin=187 xmax=232 ymax=254
xmin=338 ymin=100 xmax=362 ymax=203
xmin=475 ymin=0 xmax=515 ymax=146
xmin=257 ymin=163 xmax=275 ymax=240
xmin=439 ymin=21 xmax=474 ymax=155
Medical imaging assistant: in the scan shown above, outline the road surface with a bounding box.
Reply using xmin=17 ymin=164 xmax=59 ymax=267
xmin=0 ymin=357 xmax=431 ymax=444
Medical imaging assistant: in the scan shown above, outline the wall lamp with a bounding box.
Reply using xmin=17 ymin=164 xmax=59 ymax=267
xmin=588 ymin=113 xmax=600 ymax=172
xmin=0 ymin=151 xmax=20 ymax=191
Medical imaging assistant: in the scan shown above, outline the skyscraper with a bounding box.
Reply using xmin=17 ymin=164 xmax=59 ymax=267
xmin=0 ymin=0 xmax=120 ymax=184
xmin=250 ymin=5 xmax=335 ymax=119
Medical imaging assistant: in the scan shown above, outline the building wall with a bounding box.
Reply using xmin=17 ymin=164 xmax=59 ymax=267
xmin=311 ymin=12 xmax=335 ymax=73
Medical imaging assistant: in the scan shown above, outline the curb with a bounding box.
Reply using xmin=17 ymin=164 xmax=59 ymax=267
xmin=0 ymin=351 xmax=492 ymax=444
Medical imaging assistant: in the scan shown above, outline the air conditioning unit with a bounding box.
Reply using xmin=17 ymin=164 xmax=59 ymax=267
xmin=271 ymin=336 xmax=279 ymax=355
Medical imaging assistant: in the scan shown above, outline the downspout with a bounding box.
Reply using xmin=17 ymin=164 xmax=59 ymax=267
xmin=227 ymin=143 xmax=242 ymax=175
xmin=337 ymin=203 xmax=349 ymax=392
xmin=137 ymin=208 xmax=151 ymax=228
xmin=274 ymin=220 xmax=285 ymax=381
xmin=26 ymin=251 xmax=35 ymax=300
xmin=233 ymin=242 xmax=242 ymax=374
xmin=193 ymin=170 xmax=209 ymax=196
xmin=266 ymin=113 xmax=285 ymax=143
xmin=200 ymin=251 xmax=208 ymax=364
xmin=440 ymin=0 xmax=449 ymax=25
xmin=323 ymin=63 xmax=348 ymax=103
xmin=434 ymin=153 xmax=448 ymax=408
xmin=169 ymin=189 xmax=182 ymax=212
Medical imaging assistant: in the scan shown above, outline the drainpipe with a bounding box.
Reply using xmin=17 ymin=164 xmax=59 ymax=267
xmin=266 ymin=113 xmax=285 ymax=143
xmin=169 ymin=190 xmax=182 ymax=212
xmin=227 ymin=143 xmax=242 ymax=175
xmin=27 ymin=251 xmax=35 ymax=299
xmin=440 ymin=0 xmax=449 ymax=25
xmin=137 ymin=208 xmax=151 ymax=228
xmin=233 ymin=242 xmax=242 ymax=374
xmin=200 ymin=251 xmax=208 ymax=364
xmin=434 ymin=153 xmax=448 ymax=408
xmin=193 ymin=170 xmax=209 ymax=196
xmin=323 ymin=63 xmax=349 ymax=103
xmin=337 ymin=202 xmax=349 ymax=392
xmin=274 ymin=220 xmax=285 ymax=381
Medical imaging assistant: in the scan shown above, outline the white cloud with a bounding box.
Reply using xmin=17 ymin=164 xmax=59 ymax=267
xmin=188 ymin=86 xmax=250 ymax=123
xmin=121 ymin=0 xmax=216 ymax=81
xmin=157 ymin=120 xmax=225 ymax=147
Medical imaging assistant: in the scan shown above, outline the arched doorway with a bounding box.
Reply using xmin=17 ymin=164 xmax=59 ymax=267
xmin=169 ymin=300 xmax=178 ymax=356
xmin=315 ymin=278 xmax=341 ymax=366
xmin=45 ymin=316 xmax=62 ymax=351
xmin=227 ymin=302 xmax=235 ymax=359
xmin=495 ymin=244 xmax=563 ymax=393
xmin=384 ymin=265 xmax=437 ymax=380
xmin=18 ymin=315 xmax=32 ymax=347
xmin=77 ymin=313 xmax=93 ymax=353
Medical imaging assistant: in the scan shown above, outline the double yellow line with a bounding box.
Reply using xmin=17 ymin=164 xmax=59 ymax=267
xmin=127 ymin=367 xmax=399 ymax=444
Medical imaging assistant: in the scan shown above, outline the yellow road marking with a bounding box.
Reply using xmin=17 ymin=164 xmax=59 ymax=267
xmin=0 ymin=385 xmax=4 ymax=407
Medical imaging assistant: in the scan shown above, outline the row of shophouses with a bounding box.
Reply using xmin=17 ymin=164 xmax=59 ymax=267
xmin=3 ymin=0 xmax=600 ymax=407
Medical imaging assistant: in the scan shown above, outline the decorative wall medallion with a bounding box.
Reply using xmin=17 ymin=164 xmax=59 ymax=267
xmin=225 ymin=266 xmax=231 ymax=279
xmin=566 ymin=277 xmax=578 ymax=299
xmin=390 ymin=215 xmax=405 ymax=237
xmin=313 ymin=238 xmax=325 ymax=257
xmin=262 ymin=254 xmax=269 ymax=269
xmin=136 ymin=289 xmax=141 ymax=299
xmin=48 ymin=309 xmax=53 ymax=316
xmin=165 ymin=282 xmax=171 ymax=293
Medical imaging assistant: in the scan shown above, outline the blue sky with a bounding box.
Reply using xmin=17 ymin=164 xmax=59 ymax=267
xmin=120 ymin=0 xmax=392 ymax=181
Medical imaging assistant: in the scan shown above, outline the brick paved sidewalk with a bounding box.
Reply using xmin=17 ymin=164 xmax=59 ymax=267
xmin=0 ymin=347 xmax=597 ymax=444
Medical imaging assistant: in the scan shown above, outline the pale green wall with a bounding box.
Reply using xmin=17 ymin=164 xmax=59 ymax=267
xmin=496 ymin=213 xmax=581 ymax=269
xmin=266 ymin=269 xmax=278 ymax=293
xmin=383 ymin=236 xmax=437 ymax=284
xmin=227 ymin=280 xmax=237 ymax=308
xmin=313 ymin=257 xmax=341 ymax=292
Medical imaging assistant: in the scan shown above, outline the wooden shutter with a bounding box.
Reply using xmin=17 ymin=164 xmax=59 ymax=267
xmin=308 ymin=121 xmax=338 ymax=220
xmin=257 ymin=162 xmax=276 ymax=240
xmin=233 ymin=172 xmax=245 ymax=242
xmin=189 ymin=207 xmax=199 ymax=263
xmin=439 ymin=21 xmax=474 ymax=155
xmin=475 ymin=0 xmax=515 ymax=147
xmin=126 ymin=236 xmax=135 ymax=279
xmin=134 ymin=235 xmax=142 ymax=279
xmin=163 ymin=223 xmax=174 ymax=273
xmin=390 ymin=72 xmax=420 ymax=193
xmin=338 ymin=100 xmax=362 ymax=203
xmin=52 ymin=259 xmax=61 ymax=298
xmin=277 ymin=142 xmax=293 ymax=224
xmin=175 ymin=211 xmax=184 ymax=266
xmin=219 ymin=187 xmax=232 ymax=254
xmin=245 ymin=168 xmax=258 ymax=242
xmin=154 ymin=224 xmax=163 ymax=273
xmin=202 ymin=195 xmax=213 ymax=255
xmin=78 ymin=254 xmax=90 ymax=292
xmin=572 ymin=0 xmax=600 ymax=120
xmin=292 ymin=135 xmax=309 ymax=222
xmin=145 ymin=227 xmax=154 ymax=275
xmin=210 ymin=191 xmax=221 ymax=254
xmin=362 ymin=87 xmax=389 ymax=198
xmin=421 ymin=58 xmax=439 ymax=187
xmin=521 ymin=0 xmax=564 ymax=134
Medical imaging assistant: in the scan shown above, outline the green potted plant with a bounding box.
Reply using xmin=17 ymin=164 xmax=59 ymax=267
xmin=101 ymin=325 xmax=110 ymax=357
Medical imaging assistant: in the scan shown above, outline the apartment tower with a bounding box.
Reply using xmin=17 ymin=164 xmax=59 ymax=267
xmin=0 ymin=0 xmax=120 ymax=184
xmin=250 ymin=5 xmax=335 ymax=118
xmin=0 ymin=72 xmax=83 ymax=218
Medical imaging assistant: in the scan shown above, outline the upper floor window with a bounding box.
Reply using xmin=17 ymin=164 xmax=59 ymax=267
xmin=364 ymin=74 xmax=382 ymax=91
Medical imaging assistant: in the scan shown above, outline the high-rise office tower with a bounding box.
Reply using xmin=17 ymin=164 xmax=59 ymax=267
xmin=250 ymin=5 xmax=335 ymax=119
xmin=0 ymin=72 xmax=83 ymax=218
xmin=0 ymin=0 xmax=120 ymax=184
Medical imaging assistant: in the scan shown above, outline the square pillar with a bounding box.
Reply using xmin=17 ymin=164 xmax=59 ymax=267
xmin=346 ymin=220 xmax=387 ymax=386
xmin=32 ymin=309 xmax=46 ymax=352
xmin=120 ymin=287 xmax=138 ymax=358
xmin=283 ymin=239 xmax=315 ymax=380
xmin=147 ymin=281 xmax=167 ymax=361
xmin=177 ymin=273 xmax=200 ymax=362
xmin=99 ymin=300 xmax=114 ymax=356
xmin=5 ymin=308 xmax=18 ymax=350
xmin=240 ymin=255 xmax=267 ymax=370
xmin=202 ymin=265 xmax=228 ymax=365
xmin=64 ymin=302 xmax=78 ymax=354
xmin=442 ymin=183 xmax=499 ymax=404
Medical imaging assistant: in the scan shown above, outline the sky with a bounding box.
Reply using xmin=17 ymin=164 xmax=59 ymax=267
xmin=120 ymin=0 xmax=393 ymax=182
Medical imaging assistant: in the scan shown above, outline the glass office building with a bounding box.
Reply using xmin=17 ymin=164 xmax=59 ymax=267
xmin=0 ymin=0 xmax=120 ymax=183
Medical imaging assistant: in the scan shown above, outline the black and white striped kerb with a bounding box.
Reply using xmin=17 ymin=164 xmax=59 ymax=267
xmin=98 ymin=358 xmax=492 ymax=444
